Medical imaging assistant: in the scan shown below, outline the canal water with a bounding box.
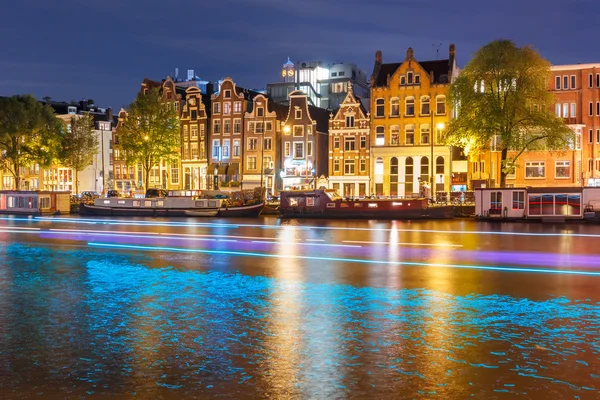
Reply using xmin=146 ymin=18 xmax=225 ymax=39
xmin=0 ymin=216 xmax=599 ymax=399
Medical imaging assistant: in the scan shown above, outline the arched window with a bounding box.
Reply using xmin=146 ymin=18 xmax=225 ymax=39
xmin=436 ymin=156 xmax=445 ymax=174
xmin=390 ymin=125 xmax=400 ymax=145
xmin=405 ymin=97 xmax=415 ymax=116
xmin=390 ymin=98 xmax=399 ymax=117
xmin=420 ymin=96 xmax=430 ymax=115
xmin=390 ymin=157 xmax=398 ymax=196
xmin=420 ymin=156 xmax=429 ymax=184
xmin=405 ymin=157 xmax=414 ymax=194
xmin=436 ymin=95 xmax=446 ymax=115
xmin=376 ymin=98 xmax=384 ymax=117
xmin=375 ymin=157 xmax=384 ymax=196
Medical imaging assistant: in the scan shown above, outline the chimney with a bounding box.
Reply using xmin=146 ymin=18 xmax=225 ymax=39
xmin=406 ymin=47 xmax=414 ymax=61
xmin=106 ymin=107 xmax=113 ymax=121
xmin=206 ymin=81 xmax=214 ymax=97
xmin=370 ymin=50 xmax=383 ymax=88
xmin=175 ymin=67 xmax=179 ymax=80
xmin=80 ymin=100 xmax=88 ymax=111
xmin=449 ymin=44 xmax=456 ymax=78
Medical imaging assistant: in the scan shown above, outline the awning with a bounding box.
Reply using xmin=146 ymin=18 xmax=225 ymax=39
xmin=263 ymin=168 xmax=274 ymax=175
xmin=228 ymin=163 xmax=240 ymax=176
xmin=217 ymin=163 xmax=229 ymax=174
xmin=208 ymin=163 xmax=219 ymax=174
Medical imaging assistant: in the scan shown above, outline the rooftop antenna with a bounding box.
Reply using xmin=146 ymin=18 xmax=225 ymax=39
xmin=432 ymin=43 xmax=442 ymax=60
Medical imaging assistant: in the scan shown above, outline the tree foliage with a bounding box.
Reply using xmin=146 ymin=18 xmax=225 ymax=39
xmin=444 ymin=40 xmax=573 ymax=187
xmin=59 ymin=113 xmax=99 ymax=194
xmin=118 ymin=88 xmax=179 ymax=190
xmin=0 ymin=95 xmax=63 ymax=189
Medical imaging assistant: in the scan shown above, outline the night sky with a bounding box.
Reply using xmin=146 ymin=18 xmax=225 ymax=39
xmin=2 ymin=0 xmax=598 ymax=110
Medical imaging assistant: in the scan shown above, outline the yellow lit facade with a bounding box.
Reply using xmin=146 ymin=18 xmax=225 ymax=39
xmin=369 ymin=45 xmax=460 ymax=197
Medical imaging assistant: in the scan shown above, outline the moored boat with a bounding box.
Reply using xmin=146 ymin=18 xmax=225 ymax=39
xmin=80 ymin=188 xmax=265 ymax=218
xmin=279 ymin=189 xmax=453 ymax=219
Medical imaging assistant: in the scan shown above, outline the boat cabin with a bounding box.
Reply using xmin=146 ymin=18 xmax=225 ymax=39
xmin=475 ymin=187 xmax=600 ymax=220
xmin=0 ymin=190 xmax=71 ymax=215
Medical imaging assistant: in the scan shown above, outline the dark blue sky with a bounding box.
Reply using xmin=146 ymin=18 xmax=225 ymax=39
xmin=1 ymin=0 xmax=598 ymax=109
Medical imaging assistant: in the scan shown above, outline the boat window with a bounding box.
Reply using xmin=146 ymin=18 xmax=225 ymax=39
xmin=208 ymin=201 xmax=217 ymax=207
xmin=368 ymin=203 xmax=378 ymax=208
xmin=144 ymin=201 xmax=152 ymax=207
xmin=326 ymin=203 xmax=336 ymax=208
xmin=157 ymin=201 xmax=164 ymax=207
xmin=103 ymin=200 xmax=110 ymax=205
xmin=39 ymin=197 xmax=50 ymax=209
xmin=354 ymin=203 xmax=362 ymax=207
xmin=195 ymin=201 xmax=205 ymax=207
xmin=118 ymin=200 xmax=126 ymax=205
xmin=289 ymin=198 xmax=298 ymax=206
xmin=306 ymin=197 xmax=315 ymax=207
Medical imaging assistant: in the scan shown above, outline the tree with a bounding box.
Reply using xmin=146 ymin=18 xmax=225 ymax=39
xmin=59 ymin=113 xmax=99 ymax=194
xmin=0 ymin=95 xmax=63 ymax=190
xmin=118 ymin=88 xmax=179 ymax=190
xmin=444 ymin=40 xmax=573 ymax=187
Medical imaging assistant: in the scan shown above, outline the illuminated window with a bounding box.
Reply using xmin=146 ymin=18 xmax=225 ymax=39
xmin=333 ymin=159 xmax=340 ymax=173
xmin=555 ymin=161 xmax=570 ymax=178
xmin=525 ymin=161 xmax=545 ymax=178
xmin=233 ymin=119 xmax=241 ymax=133
xmin=233 ymin=139 xmax=240 ymax=157
xmin=223 ymin=119 xmax=231 ymax=134
xmin=248 ymin=138 xmax=258 ymax=150
xmin=375 ymin=126 xmax=384 ymax=146
xmin=390 ymin=98 xmax=399 ymax=117
xmin=284 ymin=142 xmax=291 ymax=157
xmin=420 ymin=96 xmax=430 ymax=115
xmin=294 ymin=142 xmax=304 ymax=159
xmin=405 ymin=125 xmax=414 ymax=145
xmin=247 ymin=156 xmax=257 ymax=170
xmin=436 ymin=96 xmax=446 ymax=115
xmin=346 ymin=115 xmax=355 ymax=127
xmin=213 ymin=103 xmax=221 ymax=114
xmin=223 ymin=103 xmax=231 ymax=115
xmin=334 ymin=137 xmax=340 ymax=149
xmin=405 ymin=97 xmax=415 ymax=116
xmin=213 ymin=120 xmax=221 ymax=134
xmin=390 ymin=125 xmax=399 ymax=145
xmin=293 ymin=125 xmax=304 ymax=137
xmin=344 ymin=137 xmax=355 ymax=151
xmin=344 ymin=159 xmax=355 ymax=175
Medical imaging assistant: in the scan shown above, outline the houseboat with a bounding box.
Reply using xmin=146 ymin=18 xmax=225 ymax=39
xmin=80 ymin=188 xmax=264 ymax=218
xmin=279 ymin=189 xmax=454 ymax=219
xmin=474 ymin=186 xmax=600 ymax=222
xmin=0 ymin=190 xmax=71 ymax=215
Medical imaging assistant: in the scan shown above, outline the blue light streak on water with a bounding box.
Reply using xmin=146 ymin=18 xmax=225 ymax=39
xmin=0 ymin=243 xmax=598 ymax=398
xmin=88 ymin=242 xmax=600 ymax=277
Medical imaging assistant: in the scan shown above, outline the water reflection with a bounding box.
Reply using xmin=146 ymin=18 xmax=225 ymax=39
xmin=0 ymin=243 xmax=598 ymax=398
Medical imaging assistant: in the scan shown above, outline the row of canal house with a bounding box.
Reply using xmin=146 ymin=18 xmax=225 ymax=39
xmin=113 ymin=76 xmax=333 ymax=195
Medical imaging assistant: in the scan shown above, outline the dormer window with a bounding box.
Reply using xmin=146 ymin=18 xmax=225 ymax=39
xmin=224 ymin=90 xmax=231 ymax=98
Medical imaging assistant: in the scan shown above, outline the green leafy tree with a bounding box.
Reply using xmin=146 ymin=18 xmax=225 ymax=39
xmin=0 ymin=95 xmax=63 ymax=190
xmin=59 ymin=113 xmax=99 ymax=195
xmin=444 ymin=40 xmax=573 ymax=187
xmin=118 ymin=88 xmax=179 ymax=190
